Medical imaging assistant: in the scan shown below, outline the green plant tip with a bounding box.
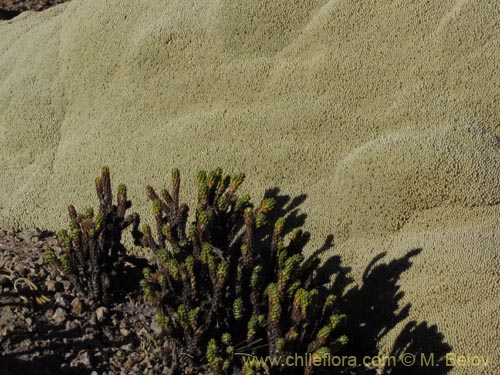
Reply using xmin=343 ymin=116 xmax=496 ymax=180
xmin=329 ymin=313 xmax=346 ymax=329
xmin=250 ymin=265 xmax=262 ymax=288
xmin=317 ymin=325 xmax=332 ymax=339
xmin=230 ymin=172 xmax=245 ymax=190
xmin=117 ymin=183 xmax=127 ymax=195
xmin=255 ymin=212 xmax=267 ymax=228
xmin=235 ymin=194 xmax=251 ymax=211
xmin=94 ymin=213 xmax=104 ymax=229
xmin=188 ymin=307 xmax=200 ymax=326
xmin=217 ymin=261 xmax=228 ymax=280
xmin=221 ymin=332 xmax=232 ymax=345
xmin=233 ymin=298 xmax=243 ymax=320
xmin=152 ymin=199 xmax=162 ymax=215
xmin=197 ymin=170 xmax=207 ymax=184
xmin=260 ymin=198 xmax=275 ymax=213
xmin=274 ymin=217 xmax=285 ymax=230
xmin=275 ymin=338 xmax=285 ymax=350
xmin=161 ymin=223 xmax=172 ymax=236
xmin=171 ymin=168 xmax=180 ymax=181
xmin=84 ymin=207 xmax=94 ymax=218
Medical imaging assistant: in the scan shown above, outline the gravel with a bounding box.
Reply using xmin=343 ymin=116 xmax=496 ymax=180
xmin=0 ymin=228 xmax=167 ymax=374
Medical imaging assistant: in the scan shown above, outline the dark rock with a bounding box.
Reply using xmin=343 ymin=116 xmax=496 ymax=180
xmin=0 ymin=274 xmax=10 ymax=285
xmin=38 ymin=268 xmax=47 ymax=278
xmin=70 ymin=352 xmax=92 ymax=367
xmin=65 ymin=320 xmax=79 ymax=331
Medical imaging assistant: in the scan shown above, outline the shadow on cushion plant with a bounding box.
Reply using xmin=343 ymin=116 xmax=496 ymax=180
xmin=135 ymin=168 xmax=348 ymax=375
xmin=45 ymin=167 xmax=139 ymax=306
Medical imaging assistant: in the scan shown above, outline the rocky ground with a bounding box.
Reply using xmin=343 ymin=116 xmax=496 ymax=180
xmin=0 ymin=228 xmax=379 ymax=375
xmin=0 ymin=228 xmax=170 ymax=375
xmin=0 ymin=0 xmax=69 ymax=19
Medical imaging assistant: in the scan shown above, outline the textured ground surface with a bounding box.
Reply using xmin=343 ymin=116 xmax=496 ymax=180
xmin=0 ymin=229 xmax=377 ymax=374
xmin=0 ymin=0 xmax=499 ymax=373
xmin=0 ymin=229 xmax=166 ymax=375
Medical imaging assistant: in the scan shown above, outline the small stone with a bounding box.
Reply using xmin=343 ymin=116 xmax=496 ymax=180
xmin=122 ymin=342 xmax=133 ymax=351
xmin=71 ymin=351 xmax=91 ymax=367
xmin=89 ymin=312 xmax=97 ymax=325
xmin=82 ymin=332 xmax=96 ymax=341
xmin=150 ymin=320 xmax=163 ymax=336
xmin=54 ymin=293 xmax=67 ymax=307
xmin=52 ymin=307 xmax=67 ymax=325
xmin=71 ymin=297 xmax=83 ymax=314
xmin=1 ymin=323 xmax=15 ymax=336
xmin=96 ymin=306 xmax=108 ymax=322
xmin=119 ymin=327 xmax=130 ymax=336
xmin=44 ymin=279 xmax=55 ymax=290
xmin=18 ymin=228 xmax=40 ymax=243
xmin=45 ymin=280 xmax=63 ymax=292
xmin=25 ymin=317 xmax=32 ymax=326
xmin=66 ymin=320 xmax=79 ymax=331
xmin=62 ymin=280 xmax=72 ymax=292
xmin=14 ymin=263 xmax=27 ymax=277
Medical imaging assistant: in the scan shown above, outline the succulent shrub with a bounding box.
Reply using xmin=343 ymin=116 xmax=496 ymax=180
xmin=45 ymin=166 xmax=139 ymax=306
xmin=136 ymin=168 xmax=348 ymax=374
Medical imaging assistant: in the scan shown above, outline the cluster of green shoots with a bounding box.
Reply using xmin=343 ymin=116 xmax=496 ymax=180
xmin=45 ymin=167 xmax=347 ymax=374
xmin=45 ymin=167 xmax=138 ymax=306
xmin=135 ymin=168 xmax=347 ymax=374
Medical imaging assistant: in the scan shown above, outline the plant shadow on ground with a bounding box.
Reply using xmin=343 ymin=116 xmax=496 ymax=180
xmin=264 ymin=188 xmax=452 ymax=375
xmin=0 ymin=319 xmax=97 ymax=374
xmin=338 ymin=249 xmax=452 ymax=374
xmin=0 ymin=302 xmax=143 ymax=375
xmin=0 ymin=286 xmax=145 ymax=374
xmin=0 ymin=262 xmax=145 ymax=375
